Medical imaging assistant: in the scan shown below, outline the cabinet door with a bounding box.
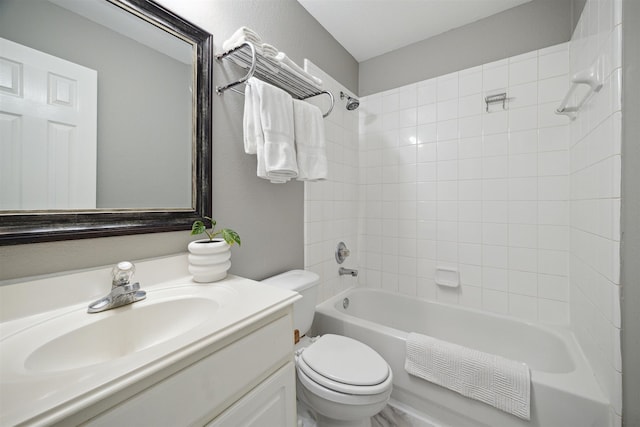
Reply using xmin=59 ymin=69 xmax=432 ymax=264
xmin=207 ymin=362 xmax=296 ymax=427
xmin=83 ymin=315 xmax=292 ymax=426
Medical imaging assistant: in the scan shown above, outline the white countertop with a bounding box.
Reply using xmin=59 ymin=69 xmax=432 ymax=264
xmin=0 ymin=254 xmax=299 ymax=426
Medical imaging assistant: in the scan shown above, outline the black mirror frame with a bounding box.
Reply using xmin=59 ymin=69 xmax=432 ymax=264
xmin=0 ymin=0 xmax=212 ymax=246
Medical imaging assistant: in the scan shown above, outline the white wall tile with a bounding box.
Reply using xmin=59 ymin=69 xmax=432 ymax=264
xmin=382 ymin=92 xmax=399 ymax=113
xmin=482 ymin=289 xmax=509 ymax=314
xmin=508 ymin=82 xmax=538 ymax=108
xmin=483 ymin=110 xmax=508 ymax=135
xmin=509 ymin=247 xmax=538 ymax=273
xmin=437 ymin=99 xmax=459 ymax=121
xmin=538 ymin=75 xmax=570 ymax=104
xmin=417 ymin=103 xmax=437 ymax=124
xmin=459 ymin=284 xmax=482 ymax=308
xmin=437 ymin=119 xmax=458 ymax=141
xmin=459 ymin=94 xmax=483 ymax=117
xmin=418 ymin=123 xmax=437 ymax=144
xmin=459 ymin=115 xmax=482 ymax=138
xmin=539 ymin=125 xmax=569 ymax=152
xmin=538 ymin=299 xmax=568 ymax=324
xmin=483 ymin=245 xmax=509 ymax=269
xmin=538 ymin=150 xmax=568 ymax=176
xmin=398 ymin=84 xmax=418 ymax=109
xmin=483 ymin=133 xmax=509 ymax=156
xmin=509 ymin=224 xmax=538 ymax=248
xmin=539 ymin=49 xmax=569 ymax=79
xmin=483 ymin=64 xmax=508 ymax=92
xmin=509 ymin=201 xmax=538 ymax=224
xmin=509 ymin=270 xmax=538 ymax=296
xmin=459 ymin=137 xmax=483 ymax=159
xmin=509 ymin=153 xmax=538 ymax=177
xmin=539 ymin=274 xmax=568 ymax=301
xmin=509 ymin=57 xmax=538 ymax=86
xmin=509 ymin=105 xmax=538 ymax=132
xmin=355 ymin=42 xmax=586 ymax=334
xmin=459 ymin=67 xmax=482 ymax=96
xmin=437 ymin=72 xmax=459 ymax=101
xmin=483 ymin=201 xmax=508 ymax=223
xmin=509 ymin=294 xmax=538 ymax=321
xmin=418 ymin=79 xmax=437 ymax=105
xmin=483 ymin=156 xmax=508 ymax=179
xmin=483 ymin=267 xmax=508 ymax=291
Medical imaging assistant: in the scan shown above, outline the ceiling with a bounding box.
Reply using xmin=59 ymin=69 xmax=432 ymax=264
xmin=297 ymin=0 xmax=533 ymax=62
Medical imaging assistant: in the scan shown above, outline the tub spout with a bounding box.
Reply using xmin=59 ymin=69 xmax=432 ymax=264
xmin=339 ymin=267 xmax=358 ymax=277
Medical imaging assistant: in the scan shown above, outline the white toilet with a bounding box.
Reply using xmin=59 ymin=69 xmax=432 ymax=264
xmin=262 ymin=270 xmax=393 ymax=427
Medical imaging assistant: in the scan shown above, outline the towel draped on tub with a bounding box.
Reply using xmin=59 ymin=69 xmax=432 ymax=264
xmin=405 ymin=332 xmax=531 ymax=420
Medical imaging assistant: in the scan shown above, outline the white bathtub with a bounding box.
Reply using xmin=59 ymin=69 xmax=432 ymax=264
xmin=312 ymin=287 xmax=610 ymax=427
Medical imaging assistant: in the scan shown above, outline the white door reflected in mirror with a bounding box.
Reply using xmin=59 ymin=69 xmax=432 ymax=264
xmin=0 ymin=37 xmax=97 ymax=210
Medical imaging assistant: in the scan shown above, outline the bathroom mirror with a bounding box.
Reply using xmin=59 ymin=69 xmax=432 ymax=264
xmin=0 ymin=0 xmax=213 ymax=245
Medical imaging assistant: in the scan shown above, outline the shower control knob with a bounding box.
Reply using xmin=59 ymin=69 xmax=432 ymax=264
xmin=335 ymin=242 xmax=351 ymax=264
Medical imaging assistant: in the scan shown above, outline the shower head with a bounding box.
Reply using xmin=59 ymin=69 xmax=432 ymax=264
xmin=340 ymin=91 xmax=360 ymax=111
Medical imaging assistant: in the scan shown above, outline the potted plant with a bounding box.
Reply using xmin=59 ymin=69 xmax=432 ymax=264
xmin=188 ymin=217 xmax=241 ymax=283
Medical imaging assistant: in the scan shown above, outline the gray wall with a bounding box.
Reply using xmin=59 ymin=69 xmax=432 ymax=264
xmin=0 ymin=0 xmax=358 ymax=282
xmin=359 ymin=0 xmax=586 ymax=95
xmin=0 ymin=0 xmax=193 ymax=209
xmin=622 ymin=0 xmax=640 ymax=424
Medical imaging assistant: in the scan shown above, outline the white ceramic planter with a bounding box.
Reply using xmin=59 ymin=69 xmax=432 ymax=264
xmin=187 ymin=239 xmax=231 ymax=283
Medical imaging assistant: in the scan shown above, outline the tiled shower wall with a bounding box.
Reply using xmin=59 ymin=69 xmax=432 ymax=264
xmin=568 ymin=0 xmax=622 ymax=421
xmin=358 ymin=44 xmax=572 ymax=323
xmin=303 ymin=61 xmax=360 ymax=304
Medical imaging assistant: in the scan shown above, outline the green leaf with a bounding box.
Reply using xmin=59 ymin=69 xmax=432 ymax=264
xmin=191 ymin=220 xmax=206 ymax=235
xmin=221 ymin=229 xmax=241 ymax=246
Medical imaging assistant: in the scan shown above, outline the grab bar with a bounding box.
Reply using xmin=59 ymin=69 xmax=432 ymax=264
xmin=556 ymin=61 xmax=603 ymax=120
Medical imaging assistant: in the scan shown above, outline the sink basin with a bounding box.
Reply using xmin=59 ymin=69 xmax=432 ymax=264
xmin=23 ymin=297 xmax=218 ymax=373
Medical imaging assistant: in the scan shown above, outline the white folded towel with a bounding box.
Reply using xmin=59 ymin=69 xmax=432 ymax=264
xmin=405 ymin=332 xmax=531 ymax=420
xmin=275 ymin=52 xmax=323 ymax=89
xmin=250 ymin=78 xmax=298 ymax=183
xmin=293 ymin=100 xmax=327 ymax=181
xmin=243 ymin=81 xmax=261 ymax=155
xmin=261 ymin=43 xmax=279 ymax=60
xmin=222 ymin=26 xmax=263 ymax=52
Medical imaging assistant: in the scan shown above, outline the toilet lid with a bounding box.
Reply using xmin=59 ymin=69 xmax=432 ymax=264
xmin=300 ymin=334 xmax=389 ymax=387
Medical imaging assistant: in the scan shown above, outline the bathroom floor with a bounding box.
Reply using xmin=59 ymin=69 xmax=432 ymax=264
xmin=371 ymin=400 xmax=441 ymax=427
xmin=297 ymin=399 xmax=440 ymax=427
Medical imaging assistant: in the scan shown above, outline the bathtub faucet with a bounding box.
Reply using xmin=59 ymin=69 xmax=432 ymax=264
xmin=339 ymin=267 xmax=358 ymax=277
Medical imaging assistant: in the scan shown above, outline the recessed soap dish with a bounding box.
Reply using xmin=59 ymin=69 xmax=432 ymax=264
xmin=435 ymin=267 xmax=460 ymax=288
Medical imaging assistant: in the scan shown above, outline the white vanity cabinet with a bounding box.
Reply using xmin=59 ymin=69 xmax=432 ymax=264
xmin=0 ymin=257 xmax=300 ymax=427
xmin=82 ymin=311 xmax=296 ymax=427
xmin=84 ymin=310 xmax=296 ymax=427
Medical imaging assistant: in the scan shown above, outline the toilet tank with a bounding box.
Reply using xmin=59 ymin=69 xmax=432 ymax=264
xmin=261 ymin=270 xmax=319 ymax=336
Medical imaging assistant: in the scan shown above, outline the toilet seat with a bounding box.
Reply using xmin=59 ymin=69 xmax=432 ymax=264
xmin=297 ymin=334 xmax=391 ymax=396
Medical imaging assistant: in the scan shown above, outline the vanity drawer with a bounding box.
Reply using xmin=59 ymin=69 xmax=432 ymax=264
xmin=84 ymin=313 xmax=293 ymax=426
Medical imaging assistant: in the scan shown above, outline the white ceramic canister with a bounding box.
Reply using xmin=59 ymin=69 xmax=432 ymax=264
xmin=187 ymin=239 xmax=231 ymax=282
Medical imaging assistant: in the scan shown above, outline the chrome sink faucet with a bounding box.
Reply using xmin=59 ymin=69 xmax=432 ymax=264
xmin=87 ymin=261 xmax=146 ymax=313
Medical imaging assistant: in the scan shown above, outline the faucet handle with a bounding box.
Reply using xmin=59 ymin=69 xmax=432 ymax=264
xmin=112 ymin=261 xmax=136 ymax=287
xmin=335 ymin=242 xmax=351 ymax=264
